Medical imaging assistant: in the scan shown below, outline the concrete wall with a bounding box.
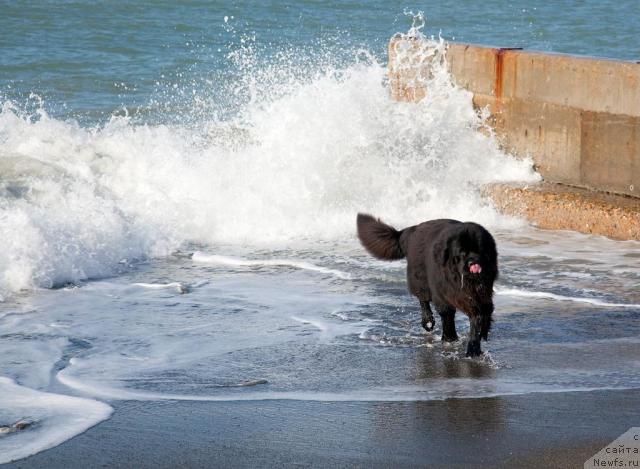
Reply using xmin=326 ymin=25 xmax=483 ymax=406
xmin=389 ymin=38 xmax=640 ymax=197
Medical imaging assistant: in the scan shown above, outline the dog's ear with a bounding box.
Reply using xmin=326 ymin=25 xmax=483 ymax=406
xmin=434 ymin=239 xmax=449 ymax=266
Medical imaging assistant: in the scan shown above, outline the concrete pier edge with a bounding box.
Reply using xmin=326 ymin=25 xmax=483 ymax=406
xmin=389 ymin=38 xmax=640 ymax=240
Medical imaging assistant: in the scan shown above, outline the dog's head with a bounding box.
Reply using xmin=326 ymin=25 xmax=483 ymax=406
xmin=436 ymin=223 xmax=498 ymax=283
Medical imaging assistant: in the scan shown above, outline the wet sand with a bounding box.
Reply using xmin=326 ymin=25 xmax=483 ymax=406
xmin=5 ymin=388 xmax=637 ymax=468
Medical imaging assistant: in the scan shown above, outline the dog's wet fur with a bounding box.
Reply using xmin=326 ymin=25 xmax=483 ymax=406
xmin=357 ymin=213 xmax=498 ymax=357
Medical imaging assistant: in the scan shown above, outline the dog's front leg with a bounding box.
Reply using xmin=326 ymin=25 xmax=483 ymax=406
xmin=466 ymin=314 xmax=483 ymax=357
xmin=419 ymin=300 xmax=435 ymax=332
xmin=480 ymin=303 xmax=493 ymax=341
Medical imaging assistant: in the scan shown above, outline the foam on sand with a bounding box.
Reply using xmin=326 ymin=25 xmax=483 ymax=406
xmin=0 ymin=377 xmax=112 ymax=464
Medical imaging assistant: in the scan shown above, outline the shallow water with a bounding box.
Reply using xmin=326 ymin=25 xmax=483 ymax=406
xmin=1 ymin=228 xmax=639 ymax=463
xmin=1 ymin=3 xmax=639 ymax=464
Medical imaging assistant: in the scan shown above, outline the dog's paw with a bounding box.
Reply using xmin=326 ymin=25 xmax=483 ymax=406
xmin=422 ymin=318 xmax=435 ymax=332
xmin=466 ymin=340 xmax=482 ymax=357
xmin=441 ymin=333 xmax=459 ymax=343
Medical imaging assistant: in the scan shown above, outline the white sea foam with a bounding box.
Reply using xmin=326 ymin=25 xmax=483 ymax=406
xmin=0 ymin=377 xmax=112 ymax=465
xmin=0 ymin=33 xmax=538 ymax=298
xmin=496 ymin=287 xmax=640 ymax=309
xmin=192 ymin=252 xmax=351 ymax=279
xmin=132 ymin=282 xmax=190 ymax=293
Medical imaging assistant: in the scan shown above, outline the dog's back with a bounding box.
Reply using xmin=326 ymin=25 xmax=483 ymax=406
xmin=402 ymin=219 xmax=462 ymax=259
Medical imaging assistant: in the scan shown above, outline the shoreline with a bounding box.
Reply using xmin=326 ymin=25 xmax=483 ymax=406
xmin=5 ymin=388 xmax=638 ymax=468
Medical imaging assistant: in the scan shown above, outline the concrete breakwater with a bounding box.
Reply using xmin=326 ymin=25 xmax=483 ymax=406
xmin=389 ymin=38 xmax=640 ymax=239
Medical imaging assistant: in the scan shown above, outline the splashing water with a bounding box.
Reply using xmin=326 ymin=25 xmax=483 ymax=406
xmin=4 ymin=17 xmax=638 ymax=466
xmin=0 ymin=32 xmax=538 ymax=298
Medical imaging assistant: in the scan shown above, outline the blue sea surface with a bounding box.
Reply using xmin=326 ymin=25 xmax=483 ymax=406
xmin=1 ymin=1 xmax=639 ymax=122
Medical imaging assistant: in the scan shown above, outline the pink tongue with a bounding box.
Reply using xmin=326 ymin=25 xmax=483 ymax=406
xmin=469 ymin=263 xmax=482 ymax=274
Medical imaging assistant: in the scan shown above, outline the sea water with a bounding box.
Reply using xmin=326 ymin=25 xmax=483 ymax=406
xmin=1 ymin=3 xmax=639 ymax=464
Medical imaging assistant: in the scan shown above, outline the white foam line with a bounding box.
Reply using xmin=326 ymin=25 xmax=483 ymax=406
xmin=131 ymin=282 xmax=189 ymax=293
xmin=132 ymin=282 xmax=181 ymax=289
xmin=496 ymin=287 xmax=640 ymax=309
xmin=192 ymin=253 xmax=351 ymax=279
xmin=55 ymin=370 xmax=640 ymax=403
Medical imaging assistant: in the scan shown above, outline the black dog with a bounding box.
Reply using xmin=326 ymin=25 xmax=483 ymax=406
xmin=357 ymin=213 xmax=498 ymax=357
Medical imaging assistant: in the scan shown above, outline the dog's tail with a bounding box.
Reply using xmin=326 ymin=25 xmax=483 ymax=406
xmin=356 ymin=213 xmax=405 ymax=260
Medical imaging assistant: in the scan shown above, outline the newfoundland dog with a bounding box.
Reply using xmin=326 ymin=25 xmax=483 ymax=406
xmin=357 ymin=213 xmax=498 ymax=357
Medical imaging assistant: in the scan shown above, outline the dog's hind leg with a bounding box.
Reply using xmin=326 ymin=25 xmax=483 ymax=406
xmin=436 ymin=305 xmax=458 ymax=342
xmin=419 ymin=300 xmax=435 ymax=332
